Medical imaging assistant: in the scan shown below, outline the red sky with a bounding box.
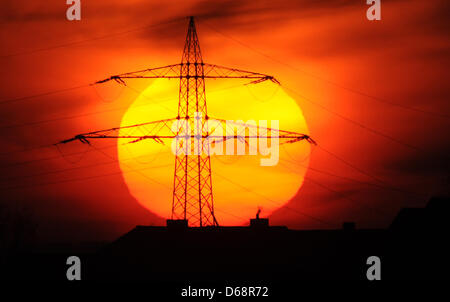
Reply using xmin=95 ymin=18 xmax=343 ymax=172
xmin=0 ymin=0 xmax=449 ymax=243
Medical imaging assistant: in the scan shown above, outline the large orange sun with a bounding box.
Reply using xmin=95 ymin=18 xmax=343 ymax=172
xmin=117 ymin=78 xmax=311 ymax=225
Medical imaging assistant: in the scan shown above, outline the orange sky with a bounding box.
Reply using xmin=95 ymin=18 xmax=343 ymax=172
xmin=0 ymin=0 xmax=449 ymax=242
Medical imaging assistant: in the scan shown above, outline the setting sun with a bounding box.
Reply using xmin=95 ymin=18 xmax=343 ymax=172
xmin=117 ymin=78 xmax=311 ymax=225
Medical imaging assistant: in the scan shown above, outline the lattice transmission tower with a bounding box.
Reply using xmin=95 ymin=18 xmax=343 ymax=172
xmin=58 ymin=17 xmax=316 ymax=227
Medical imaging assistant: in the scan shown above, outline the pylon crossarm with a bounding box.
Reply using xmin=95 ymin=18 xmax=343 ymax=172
xmin=205 ymin=135 xmax=315 ymax=148
xmin=207 ymin=118 xmax=316 ymax=145
xmin=58 ymin=132 xmax=314 ymax=146
xmin=205 ymin=135 xmax=315 ymax=146
xmin=93 ymin=63 xmax=279 ymax=86
xmin=57 ymin=117 xmax=179 ymax=145
xmin=202 ymin=63 xmax=280 ymax=85
xmin=94 ymin=64 xmax=182 ymax=85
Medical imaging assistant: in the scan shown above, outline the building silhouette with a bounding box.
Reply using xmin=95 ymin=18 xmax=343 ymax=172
xmin=88 ymin=196 xmax=449 ymax=281
xmin=1 ymin=196 xmax=448 ymax=281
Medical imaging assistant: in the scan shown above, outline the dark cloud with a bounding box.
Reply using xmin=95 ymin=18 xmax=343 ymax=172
xmin=385 ymin=140 xmax=450 ymax=176
xmin=420 ymin=0 xmax=450 ymax=33
xmin=0 ymin=1 xmax=62 ymax=22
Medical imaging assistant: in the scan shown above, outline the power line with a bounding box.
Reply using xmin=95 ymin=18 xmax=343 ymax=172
xmin=0 ymin=19 xmax=190 ymax=107
xmin=276 ymin=159 xmax=389 ymax=216
xmin=214 ymin=134 xmax=423 ymax=207
xmin=0 ymin=143 xmax=116 ymax=169
xmin=303 ymin=177 xmax=389 ymax=216
xmin=280 ymin=157 xmax=423 ymax=199
xmin=212 ymin=170 xmax=336 ymax=227
xmin=91 ymin=145 xmax=247 ymax=223
xmin=0 ymin=143 xmax=57 ymax=157
xmin=283 ymin=85 xmax=424 ymax=152
xmin=0 ymin=82 xmax=246 ymax=130
xmin=0 ymin=84 xmax=90 ymax=106
xmin=0 ymin=85 xmax=175 ymax=130
xmin=213 ymin=124 xmax=420 ymax=207
xmin=199 ymin=19 xmax=450 ymax=120
xmin=0 ymin=148 xmax=246 ymax=222
xmin=0 ymin=144 xmax=395 ymax=221
xmin=0 ymin=161 xmax=168 ymax=192
xmin=233 ymin=139 xmax=417 ymax=214
xmin=0 ymin=150 xmax=171 ymax=184
xmin=0 ymin=143 xmax=172 ymax=191
xmin=0 ymin=139 xmax=420 ymax=213
xmin=0 ymin=143 xmax=418 ymax=202
xmin=0 ymin=17 xmax=184 ymax=59
xmin=313 ymin=144 xmax=428 ymax=198
xmin=0 ymin=80 xmax=254 ymax=165
xmin=198 ymin=19 xmax=428 ymax=152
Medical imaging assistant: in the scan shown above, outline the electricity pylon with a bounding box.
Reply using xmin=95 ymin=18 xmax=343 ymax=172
xmin=58 ymin=16 xmax=316 ymax=227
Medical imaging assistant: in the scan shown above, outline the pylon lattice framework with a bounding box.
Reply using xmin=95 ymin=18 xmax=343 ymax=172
xmin=59 ymin=17 xmax=316 ymax=227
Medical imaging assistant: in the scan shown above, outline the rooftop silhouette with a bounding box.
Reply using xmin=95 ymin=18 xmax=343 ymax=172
xmin=88 ymin=196 xmax=448 ymax=281
xmin=1 ymin=196 xmax=447 ymax=281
